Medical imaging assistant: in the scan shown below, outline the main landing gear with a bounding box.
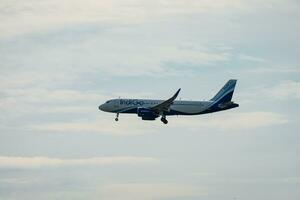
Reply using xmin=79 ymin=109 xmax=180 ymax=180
xmin=161 ymin=116 xmax=168 ymax=124
xmin=115 ymin=113 xmax=119 ymax=121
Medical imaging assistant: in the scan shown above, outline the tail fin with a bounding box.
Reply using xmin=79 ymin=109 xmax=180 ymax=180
xmin=210 ymin=79 xmax=237 ymax=103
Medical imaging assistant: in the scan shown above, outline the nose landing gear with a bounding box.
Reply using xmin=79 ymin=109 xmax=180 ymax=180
xmin=115 ymin=113 xmax=119 ymax=121
xmin=161 ymin=116 xmax=168 ymax=124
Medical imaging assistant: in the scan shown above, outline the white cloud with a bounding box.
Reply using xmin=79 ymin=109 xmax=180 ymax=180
xmin=245 ymin=66 xmax=300 ymax=74
xmin=0 ymin=43 xmax=232 ymax=82
xmin=238 ymin=54 xmax=268 ymax=63
xmin=239 ymin=80 xmax=300 ymax=103
xmin=0 ymin=71 xmax=78 ymax=90
xmin=0 ymin=0 xmax=247 ymax=38
xmin=99 ymin=183 xmax=206 ymax=200
xmin=0 ymin=88 xmax=106 ymax=126
xmin=265 ymin=80 xmax=300 ymax=100
xmin=0 ymin=156 xmax=158 ymax=169
xmin=28 ymin=111 xmax=288 ymax=134
xmin=0 ymin=88 xmax=106 ymax=117
xmin=73 ymin=47 xmax=231 ymax=79
xmin=1 ymin=88 xmax=104 ymax=104
xmin=28 ymin=115 xmax=165 ymax=135
xmin=169 ymin=111 xmax=288 ymax=131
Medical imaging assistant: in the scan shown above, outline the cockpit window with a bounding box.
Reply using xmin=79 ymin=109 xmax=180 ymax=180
xmin=106 ymin=100 xmax=111 ymax=104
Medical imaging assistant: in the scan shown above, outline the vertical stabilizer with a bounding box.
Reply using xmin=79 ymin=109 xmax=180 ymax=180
xmin=210 ymin=79 xmax=237 ymax=103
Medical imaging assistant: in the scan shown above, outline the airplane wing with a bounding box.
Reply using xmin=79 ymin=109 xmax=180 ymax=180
xmin=150 ymin=88 xmax=181 ymax=114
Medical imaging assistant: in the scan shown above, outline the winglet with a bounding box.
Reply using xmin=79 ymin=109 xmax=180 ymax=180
xmin=167 ymin=88 xmax=181 ymax=105
xmin=173 ymin=88 xmax=181 ymax=100
xmin=150 ymin=88 xmax=181 ymax=112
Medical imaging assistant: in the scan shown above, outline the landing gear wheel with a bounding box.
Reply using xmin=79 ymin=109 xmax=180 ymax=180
xmin=115 ymin=113 xmax=119 ymax=122
xmin=161 ymin=117 xmax=168 ymax=124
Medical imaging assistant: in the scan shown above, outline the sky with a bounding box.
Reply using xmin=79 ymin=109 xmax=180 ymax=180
xmin=0 ymin=0 xmax=300 ymax=199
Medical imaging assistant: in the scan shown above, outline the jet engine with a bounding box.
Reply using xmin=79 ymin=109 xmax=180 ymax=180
xmin=137 ymin=107 xmax=159 ymax=120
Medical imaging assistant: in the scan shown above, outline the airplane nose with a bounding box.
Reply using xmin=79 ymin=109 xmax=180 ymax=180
xmin=99 ymin=105 xmax=103 ymax=111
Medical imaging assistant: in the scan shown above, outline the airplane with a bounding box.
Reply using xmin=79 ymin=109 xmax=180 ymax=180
xmin=98 ymin=79 xmax=239 ymax=124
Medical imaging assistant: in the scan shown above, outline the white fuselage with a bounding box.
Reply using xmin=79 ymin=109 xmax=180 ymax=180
xmin=99 ymin=98 xmax=215 ymax=115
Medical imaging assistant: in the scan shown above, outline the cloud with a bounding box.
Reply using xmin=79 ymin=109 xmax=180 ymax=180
xmin=0 ymin=88 xmax=108 ymax=115
xmin=2 ymin=0 xmax=296 ymax=39
xmin=0 ymin=41 xmax=232 ymax=82
xmin=244 ymin=66 xmax=300 ymax=74
xmin=0 ymin=88 xmax=106 ymax=127
xmin=9 ymin=111 xmax=289 ymax=135
xmin=27 ymin=116 xmax=164 ymax=135
xmin=0 ymin=0 xmax=247 ymax=38
xmin=0 ymin=156 xmax=158 ymax=169
xmin=99 ymin=183 xmax=206 ymax=200
xmin=239 ymin=80 xmax=300 ymax=104
xmin=0 ymin=70 xmax=79 ymax=90
xmin=265 ymin=80 xmax=300 ymax=100
xmin=1 ymin=88 xmax=104 ymax=104
xmin=238 ymin=54 xmax=268 ymax=63
xmin=29 ymin=111 xmax=288 ymax=134
xmin=169 ymin=111 xmax=288 ymax=131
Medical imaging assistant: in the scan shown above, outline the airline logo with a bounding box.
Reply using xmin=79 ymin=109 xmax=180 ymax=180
xmin=120 ymin=99 xmax=145 ymax=106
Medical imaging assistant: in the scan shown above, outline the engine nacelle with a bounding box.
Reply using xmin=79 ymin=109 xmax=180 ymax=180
xmin=137 ymin=107 xmax=159 ymax=120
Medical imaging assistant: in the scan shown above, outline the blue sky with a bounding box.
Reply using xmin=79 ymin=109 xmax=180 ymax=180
xmin=0 ymin=0 xmax=300 ymax=199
